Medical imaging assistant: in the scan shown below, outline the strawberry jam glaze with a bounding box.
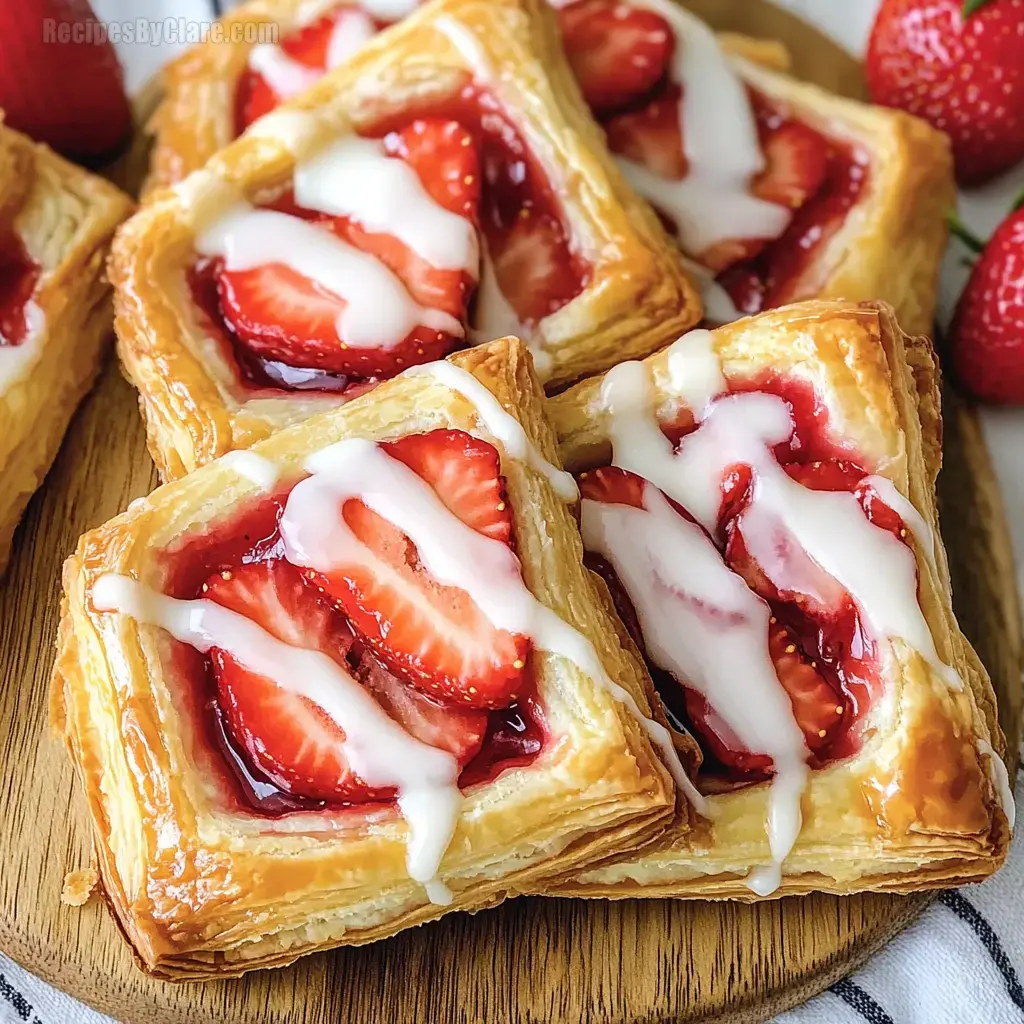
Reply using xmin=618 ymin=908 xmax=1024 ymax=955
xmin=191 ymin=91 xmax=586 ymax=395
xmin=555 ymin=0 xmax=868 ymax=318
xmin=0 ymin=232 xmax=40 ymax=345
xmin=157 ymin=462 xmax=544 ymax=817
xmin=581 ymin=371 xmax=906 ymax=790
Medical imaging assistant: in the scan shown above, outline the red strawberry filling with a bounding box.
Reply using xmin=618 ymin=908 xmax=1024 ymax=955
xmin=158 ymin=429 xmax=544 ymax=815
xmin=0 ymin=233 xmax=39 ymax=346
xmin=556 ymin=0 xmax=868 ymax=316
xmin=234 ymin=5 xmax=397 ymax=133
xmin=579 ymin=376 xmax=910 ymax=790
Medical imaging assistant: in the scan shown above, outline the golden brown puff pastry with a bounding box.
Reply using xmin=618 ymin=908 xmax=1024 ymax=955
xmin=538 ymin=301 xmax=1011 ymax=900
xmin=114 ymin=0 xmax=700 ymax=481
xmin=141 ymin=0 xmax=789 ymax=198
xmin=0 ymin=119 xmax=133 ymax=573
xmin=728 ymin=57 xmax=953 ymax=338
xmin=549 ymin=0 xmax=953 ymax=338
xmin=51 ymin=336 xmax=684 ymax=979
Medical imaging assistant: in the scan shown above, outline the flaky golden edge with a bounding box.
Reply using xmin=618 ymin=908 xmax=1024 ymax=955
xmin=0 ymin=120 xmax=134 ymax=574
xmin=536 ymin=300 xmax=1010 ymax=900
xmin=49 ymin=336 xmax=677 ymax=979
xmin=117 ymin=0 xmax=700 ymax=482
xmin=730 ymin=57 xmax=954 ymax=338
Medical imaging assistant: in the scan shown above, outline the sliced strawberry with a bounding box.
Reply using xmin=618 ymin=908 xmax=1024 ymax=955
xmin=321 ymin=120 xmax=480 ymax=318
xmin=217 ymin=261 xmax=455 ymax=378
xmin=604 ymin=84 xmax=687 ymax=179
xmin=558 ymin=0 xmax=674 ymax=115
xmin=311 ymin=429 xmax=530 ymax=710
xmin=204 ymin=559 xmax=487 ymax=802
xmin=387 ymin=430 xmax=512 ymax=543
xmin=491 ymin=211 xmax=581 ymax=323
xmin=767 ymin=620 xmax=845 ymax=757
xmin=578 ymin=465 xmax=647 ymax=509
xmin=785 ymin=460 xmax=907 ymax=542
xmin=354 ymin=651 xmax=487 ymax=764
xmin=682 ymin=687 xmax=772 ymax=775
xmin=753 ymin=121 xmax=830 ymax=209
xmin=235 ymin=7 xmax=371 ymax=131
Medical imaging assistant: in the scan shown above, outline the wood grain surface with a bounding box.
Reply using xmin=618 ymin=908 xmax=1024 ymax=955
xmin=1 ymin=3 xmax=1020 ymax=1023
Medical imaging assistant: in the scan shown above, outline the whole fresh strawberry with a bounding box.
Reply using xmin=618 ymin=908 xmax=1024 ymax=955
xmin=866 ymin=0 xmax=1024 ymax=185
xmin=0 ymin=0 xmax=132 ymax=163
xmin=950 ymin=204 xmax=1024 ymax=403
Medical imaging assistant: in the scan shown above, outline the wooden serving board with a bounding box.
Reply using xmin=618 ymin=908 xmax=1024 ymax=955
xmin=1 ymin=3 xmax=1021 ymax=1023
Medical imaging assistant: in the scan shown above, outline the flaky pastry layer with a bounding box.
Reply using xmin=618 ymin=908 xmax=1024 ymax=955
xmin=0 ymin=119 xmax=133 ymax=573
xmin=51 ymin=337 xmax=678 ymax=978
xmin=541 ymin=301 xmax=1010 ymax=899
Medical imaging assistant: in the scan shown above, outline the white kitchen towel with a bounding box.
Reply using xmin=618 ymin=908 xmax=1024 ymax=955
xmin=2 ymin=1 xmax=1022 ymax=1022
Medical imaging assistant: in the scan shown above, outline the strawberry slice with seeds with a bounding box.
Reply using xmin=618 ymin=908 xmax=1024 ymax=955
xmin=604 ymin=84 xmax=688 ymax=180
xmin=311 ymin=429 xmax=530 ymax=710
xmin=752 ymin=121 xmax=829 ymax=209
xmin=558 ymin=0 xmax=674 ymax=115
xmin=204 ymin=558 xmax=487 ymax=802
xmin=216 ymin=119 xmax=480 ymax=379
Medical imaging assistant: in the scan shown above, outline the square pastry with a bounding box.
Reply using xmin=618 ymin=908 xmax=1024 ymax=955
xmin=550 ymin=0 xmax=954 ymax=335
xmin=113 ymin=0 xmax=700 ymax=481
xmin=543 ymin=301 xmax=1012 ymax=898
xmin=52 ymin=337 xmax=687 ymax=978
xmin=0 ymin=119 xmax=132 ymax=571
xmin=144 ymin=0 xmax=418 ymax=195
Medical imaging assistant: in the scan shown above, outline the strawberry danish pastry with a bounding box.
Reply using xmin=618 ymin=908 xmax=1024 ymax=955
xmin=552 ymin=0 xmax=954 ymax=335
xmin=52 ymin=338 xmax=687 ymax=977
xmin=544 ymin=301 xmax=1012 ymax=898
xmin=0 ymin=119 xmax=132 ymax=572
xmin=112 ymin=0 xmax=698 ymax=481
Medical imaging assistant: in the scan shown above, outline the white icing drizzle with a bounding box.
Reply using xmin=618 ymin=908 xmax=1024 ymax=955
xmin=294 ymin=135 xmax=479 ymax=275
xmin=664 ymin=327 xmax=725 ymax=418
xmin=405 ymin=360 xmax=578 ymax=502
xmin=862 ymin=474 xmax=940 ymax=579
xmin=283 ymin=437 xmax=707 ymax=814
xmin=246 ymin=4 xmax=383 ymax=103
xmin=678 ymin=255 xmax=743 ymax=325
xmin=470 ymin=251 xmax=551 ymax=380
xmin=220 ymin=450 xmax=281 ymax=491
xmin=581 ymin=485 xmax=805 ymax=886
xmin=243 ymin=109 xmax=323 ymax=158
xmin=248 ymin=42 xmax=323 ymax=100
xmin=194 ymin=205 xmax=461 ymax=349
xmin=977 ymin=739 xmax=1016 ymax=831
xmin=613 ymin=0 xmax=789 ymax=255
xmin=594 ymin=328 xmax=963 ymax=890
xmin=91 ymin=574 xmax=463 ymax=901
